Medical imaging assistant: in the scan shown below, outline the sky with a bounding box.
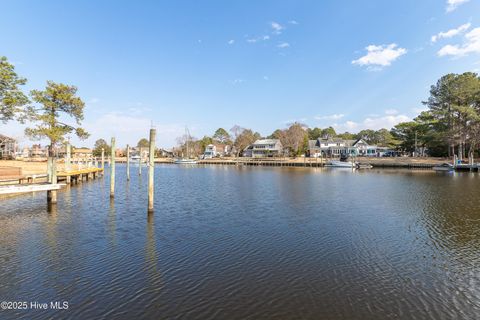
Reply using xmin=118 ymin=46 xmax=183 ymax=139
xmin=1 ymin=0 xmax=480 ymax=148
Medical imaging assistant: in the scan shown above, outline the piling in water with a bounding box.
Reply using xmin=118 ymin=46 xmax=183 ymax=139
xmin=66 ymin=143 xmax=71 ymax=184
xmin=139 ymin=147 xmax=142 ymax=175
xmin=110 ymin=138 xmax=115 ymax=198
xmin=101 ymin=148 xmax=105 ymax=173
xmin=126 ymin=144 xmax=130 ymax=181
xmin=148 ymin=129 xmax=156 ymax=213
xmin=47 ymin=156 xmax=57 ymax=203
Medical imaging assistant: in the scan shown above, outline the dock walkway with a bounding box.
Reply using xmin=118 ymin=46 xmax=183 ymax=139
xmin=0 ymin=182 xmax=64 ymax=195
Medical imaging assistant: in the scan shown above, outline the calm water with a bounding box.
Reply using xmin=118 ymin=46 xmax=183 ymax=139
xmin=1 ymin=165 xmax=480 ymax=319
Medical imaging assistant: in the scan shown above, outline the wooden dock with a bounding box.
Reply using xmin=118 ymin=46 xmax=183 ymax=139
xmin=57 ymin=167 xmax=104 ymax=183
xmin=0 ymin=182 xmax=64 ymax=195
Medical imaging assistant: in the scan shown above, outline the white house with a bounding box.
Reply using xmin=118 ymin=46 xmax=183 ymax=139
xmin=203 ymin=143 xmax=231 ymax=159
xmin=308 ymin=138 xmax=386 ymax=157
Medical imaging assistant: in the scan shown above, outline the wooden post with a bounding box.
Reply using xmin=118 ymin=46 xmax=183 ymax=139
xmin=110 ymin=138 xmax=116 ymax=198
xmin=66 ymin=143 xmax=71 ymax=184
xmin=101 ymin=148 xmax=105 ymax=174
xmin=148 ymin=129 xmax=156 ymax=213
xmin=47 ymin=151 xmax=57 ymax=204
xmin=139 ymin=147 xmax=142 ymax=175
xmin=126 ymin=144 xmax=130 ymax=181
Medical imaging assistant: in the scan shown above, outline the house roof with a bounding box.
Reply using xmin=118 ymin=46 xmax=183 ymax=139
xmin=0 ymin=134 xmax=16 ymax=142
xmin=253 ymin=139 xmax=279 ymax=145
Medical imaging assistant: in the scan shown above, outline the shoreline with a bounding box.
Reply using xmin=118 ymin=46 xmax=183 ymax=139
xmin=0 ymin=157 xmax=452 ymax=175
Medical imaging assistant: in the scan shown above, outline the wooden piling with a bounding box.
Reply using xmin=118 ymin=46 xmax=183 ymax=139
xmin=139 ymin=147 xmax=142 ymax=175
xmin=66 ymin=143 xmax=71 ymax=184
xmin=101 ymin=148 xmax=105 ymax=173
xmin=110 ymin=138 xmax=115 ymax=198
xmin=148 ymin=129 xmax=156 ymax=213
xmin=126 ymin=144 xmax=130 ymax=181
xmin=47 ymin=156 xmax=58 ymax=203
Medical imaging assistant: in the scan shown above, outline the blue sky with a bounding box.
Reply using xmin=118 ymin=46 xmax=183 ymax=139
xmin=1 ymin=0 xmax=480 ymax=148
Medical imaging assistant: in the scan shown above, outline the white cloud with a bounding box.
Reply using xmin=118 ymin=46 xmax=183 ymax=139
xmin=231 ymin=79 xmax=245 ymax=84
xmin=437 ymin=27 xmax=480 ymax=57
xmin=446 ymin=0 xmax=470 ymax=12
xmin=431 ymin=23 xmax=471 ymax=42
xmin=263 ymin=76 xmax=269 ymax=80
xmin=277 ymin=42 xmax=290 ymax=48
xmin=384 ymin=109 xmax=399 ymax=115
xmin=228 ymin=39 xmax=235 ymax=45
xmin=246 ymin=35 xmax=270 ymax=43
xmin=271 ymin=21 xmax=284 ymax=34
xmin=352 ymin=43 xmax=407 ymax=68
xmin=315 ymin=114 xmax=345 ymax=121
xmin=288 ymin=20 xmax=298 ymax=25
xmin=332 ymin=114 xmax=411 ymax=132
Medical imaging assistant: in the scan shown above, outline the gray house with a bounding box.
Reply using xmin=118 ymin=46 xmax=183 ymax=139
xmin=0 ymin=134 xmax=17 ymax=159
xmin=251 ymin=139 xmax=283 ymax=158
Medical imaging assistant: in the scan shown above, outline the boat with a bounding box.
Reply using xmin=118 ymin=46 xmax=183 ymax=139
xmin=433 ymin=163 xmax=454 ymax=172
xmin=325 ymin=160 xmax=356 ymax=168
xmin=325 ymin=154 xmax=357 ymax=168
xmin=357 ymin=163 xmax=373 ymax=169
xmin=174 ymin=158 xmax=198 ymax=164
xmin=174 ymin=127 xmax=198 ymax=165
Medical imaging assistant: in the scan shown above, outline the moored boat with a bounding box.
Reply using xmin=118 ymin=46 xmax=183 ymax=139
xmin=174 ymin=158 xmax=198 ymax=164
xmin=433 ymin=163 xmax=454 ymax=172
xmin=357 ymin=163 xmax=373 ymax=169
xmin=325 ymin=160 xmax=356 ymax=168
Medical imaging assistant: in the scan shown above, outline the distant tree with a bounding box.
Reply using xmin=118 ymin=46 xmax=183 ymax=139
xmin=321 ymin=126 xmax=337 ymax=139
xmin=280 ymin=122 xmax=308 ymax=156
xmin=307 ymin=127 xmax=323 ymax=140
xmin=213 ymin=128 xmax=231 ymax=144
xmin=391 ymin=122 xmax=421 ymax=154
xmin=375 ymin=128 xmax=398 ymax=147
xmin=25 ymin=81 xmax=89 ymax=157
xmin=93 ymin=139 xmax=110 ymax=157
xmin=137 ymin=138 xmax=149 ymax=148
xmin=355 ymin=129 xmax=377 ymax=143
xmin=337 ymin=132 xmax=356 ymax=140
xmin=268 ymin=129 xmax=283 ymax=139
xmin=233 ymin=128 xmax=256 ymax=157
xmin=0 ymin=56 xmax=29 ymax=123
xmin=199 ymin=135 xmax=213 ymax=151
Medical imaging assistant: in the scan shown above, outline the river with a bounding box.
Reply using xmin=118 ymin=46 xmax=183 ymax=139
xmin=1 ymin=165 xmax=479 ymax=319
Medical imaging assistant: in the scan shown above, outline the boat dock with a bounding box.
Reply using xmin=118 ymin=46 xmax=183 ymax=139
xmin=0 ymin=182 xmax=64 ymax=195
xmin=57 ymin=167 xmax=104 ymax=183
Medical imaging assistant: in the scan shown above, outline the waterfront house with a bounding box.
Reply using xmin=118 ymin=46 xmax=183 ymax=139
xmin=203 ymin=144 xmax=217 ymax=159
xmin=157 ymin=148 xmax=174 ymax=158
xmin=203 ymin=143 xmax=231 ymax=159
xmin=30 ymin=144 xmax=48 ymax=158
xmin=308 ymin=138 xmax=358 ymax=157
xmin=242 ymin=145 xmax=253 ymax=157
xmin=0 ymin=134 xmax=17 ymax=159
xmin=251 ymin=139 xmax=283 ymax=158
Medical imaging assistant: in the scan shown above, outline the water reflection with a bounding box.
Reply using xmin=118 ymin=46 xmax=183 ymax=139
xmin=0 ymin=166 xmax=480 ymax=319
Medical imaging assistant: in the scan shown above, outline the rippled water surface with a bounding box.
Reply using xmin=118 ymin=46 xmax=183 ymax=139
xmin=1 ymin=165 xmax=480 ymax=319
